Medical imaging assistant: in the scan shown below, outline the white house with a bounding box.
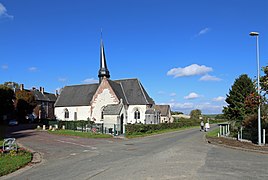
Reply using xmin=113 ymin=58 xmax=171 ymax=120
xmin=54 ymin=38 xmax=171 ymax=134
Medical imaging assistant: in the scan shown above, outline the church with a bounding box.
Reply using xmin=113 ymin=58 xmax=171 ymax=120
xmin=54 ymin=39 xmax=173 ymax=134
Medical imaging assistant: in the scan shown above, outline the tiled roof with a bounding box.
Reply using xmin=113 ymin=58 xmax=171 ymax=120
xmin=55 ymin=78 xmax=154 ymax=107
xmin=103 ymin=103 xmax=123 ymax=115
xmin=54 ymin=84 xmax=98 ymax=107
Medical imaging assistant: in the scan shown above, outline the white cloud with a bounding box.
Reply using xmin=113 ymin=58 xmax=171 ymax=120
xmin=199 ymin=74 xmax=222 ymax=81
xmin=82 ymin=78 xmax=98 ymax=84
xmin=167 ymin=64 xmax=212 ymax=78
xmin=1 ymin=64 xmax=8 ymax=70
xmin=169 ymin=102 xmax=194 ymax=109
xmin=166 ymin=100 xmax=223 ymax=114
xmin=157 ymin=91 xmax=166 ymax=95
xmin=0 ymin=3 xmax=14 ymax=19
xmin=184 ymin=92 xmax=200 ymax=100
xmin=28 ymin=67 xmax=37 ymax=72
xmin=58 ymin=78 xmax=67 ymax=82
xmin=212 ymin=96 xmax=225 ymax=102
xmin=198 ymin=27 xmax=210 ymax=36
xmin=170 ymin=93 xmax=177 ymax=97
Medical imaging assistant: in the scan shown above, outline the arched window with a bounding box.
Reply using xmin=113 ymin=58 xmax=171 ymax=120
xmin=134 ymin=109 xmax=140 ymax=120
xmin=64 ymin=108 xmax=69 ymax=119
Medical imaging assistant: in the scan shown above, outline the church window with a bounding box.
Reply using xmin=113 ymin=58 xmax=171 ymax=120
xmin=64 ymin=109 xmax=69 ymax=119
xmin=134 ymin=109 xmax=140 ymax=120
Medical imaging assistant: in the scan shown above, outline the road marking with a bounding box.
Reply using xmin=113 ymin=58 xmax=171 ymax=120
xmin=70 ymin=153 xmax=77 ymax=156
xmin=56 ymin=140 xmax=97 ymax=149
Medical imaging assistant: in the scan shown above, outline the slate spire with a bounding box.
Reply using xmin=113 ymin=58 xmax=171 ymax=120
xmin=98 ymin=36 xmax=110 ymax=83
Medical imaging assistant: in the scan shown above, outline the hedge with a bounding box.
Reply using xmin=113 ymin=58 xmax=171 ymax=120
xmin=125 ymin=119 xmax=201 ymax=135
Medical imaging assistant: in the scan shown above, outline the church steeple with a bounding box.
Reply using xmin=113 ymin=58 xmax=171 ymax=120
xmin=98 ymin=38 xmax=110 ymax=83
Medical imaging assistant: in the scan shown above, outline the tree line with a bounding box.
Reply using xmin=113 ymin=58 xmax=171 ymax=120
xmin=0 ymin=82 xmax=37 ymax=123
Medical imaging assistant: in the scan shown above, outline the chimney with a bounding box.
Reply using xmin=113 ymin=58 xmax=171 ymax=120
xmin=55 ymin=90 xmax=59 ymax=97
xmin=40 ymin=87 xmax=44 ymax=94
xmin=20 ymin=84 xmax=24 ymax=91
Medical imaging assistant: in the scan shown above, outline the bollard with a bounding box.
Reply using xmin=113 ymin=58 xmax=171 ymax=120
xmin=218 ymin=133 xmax=219 ymax=137
xmin=263 ymin=129 xmax=266 ymax=145
xmin=43 ymin=125 xmax=46 ymax=130
xmin=62 ymin=125 xmax=65 ymax=130
xmin=49 ymin=125 xmax=52 ymax=130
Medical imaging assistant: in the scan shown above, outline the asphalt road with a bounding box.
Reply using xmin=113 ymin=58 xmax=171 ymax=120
xmin=2 ymin=125 xmax=268 ymax=180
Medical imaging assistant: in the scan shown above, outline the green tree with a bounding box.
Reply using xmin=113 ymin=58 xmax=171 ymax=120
xmin=260 ymin=66 xmax=268 ymax=96
xmin=15 ymin=90 xmax=37 ymax=122
xmin=190 ymin=109 xmax=201 ymax=120
xmin=0 ymin=85 xmax=15 ymax=120
xmin=223 ymin=74 xmax=256 ymax=128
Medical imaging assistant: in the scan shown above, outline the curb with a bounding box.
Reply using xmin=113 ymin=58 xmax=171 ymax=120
xmin=205 ymin=136 xmax=268 ymax=155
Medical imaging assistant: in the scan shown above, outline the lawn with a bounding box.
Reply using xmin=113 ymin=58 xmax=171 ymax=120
xmin=0 ymin=125 xmax=32 ymax=177
xmin=48 ymin=129 xmax=113 ymax=138
xmin=206 ymin=128 xmax=220 ymax=137
xmin=0 ymin=149 xmax=32 ymax=176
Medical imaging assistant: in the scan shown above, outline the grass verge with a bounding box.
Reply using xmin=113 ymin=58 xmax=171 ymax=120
xmin=48 ymin=129 xmax=113 ymax=138
xmin=206 ymin=128 xmax=220 ymax=137
xmin=126 ymin=126 xmax=200 ymax=138
xmin=0 ymin=149 xmax=32 ymax=177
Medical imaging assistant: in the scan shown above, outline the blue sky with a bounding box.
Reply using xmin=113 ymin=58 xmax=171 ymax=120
xmin=1 ymin=0 xmax=267 ymax=114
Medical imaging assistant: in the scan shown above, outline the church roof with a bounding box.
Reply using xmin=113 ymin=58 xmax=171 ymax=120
xmin=55 ymin=78 xmax=154 ymax=107
xmin=54 ymin=84 xmax=99 ymax=107
xmin=103 ymin=103 xmax=123 ymax=115
xmin=114 ymin=78 xmax=155 ymax=105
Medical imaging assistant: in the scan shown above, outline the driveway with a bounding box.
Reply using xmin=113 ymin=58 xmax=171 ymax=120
xmin=3 ymin=124 xmax=268 ymax=180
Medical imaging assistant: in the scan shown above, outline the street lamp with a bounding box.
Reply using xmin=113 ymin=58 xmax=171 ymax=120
xmin=249 ymin=31 xmax=261 ymax=145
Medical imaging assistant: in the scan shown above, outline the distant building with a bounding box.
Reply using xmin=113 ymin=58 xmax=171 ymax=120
xmin=54 ymin=38 xmax=172 ymax=134
xmin=17 ymin=84 xmax=58 ymax=119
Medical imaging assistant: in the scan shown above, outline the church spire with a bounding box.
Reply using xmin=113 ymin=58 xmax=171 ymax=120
xmin=98 ymin=36 xmax=110 ymax=83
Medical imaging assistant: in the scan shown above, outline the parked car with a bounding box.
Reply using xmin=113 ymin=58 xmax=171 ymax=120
xmin=8 ymin=119 xmax=18 ymax=126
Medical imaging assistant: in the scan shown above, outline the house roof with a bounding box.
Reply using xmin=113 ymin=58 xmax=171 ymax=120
xmin=32 ymin=90 xmax=57 ymax=102
xmin=154 ymin=105 xmax=170 ymax=116
xmin=55 ymin=78 xmax=154 ymax=107
xmin=54 ymin=84 xmax=99 ymax=107
xmin=103 ymin=103 xmax=123 ymax=115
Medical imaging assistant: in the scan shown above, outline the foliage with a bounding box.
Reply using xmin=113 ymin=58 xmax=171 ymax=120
xmin=260 ymin=66 xmax=268 ymax=96
xmin=0 ymin=149 xmax=32 ymax=177
xmin=3 ymin=82 xmax=19 ymax=89
xmin=223 ymin=74 xmax=256 ymax=123
xmin=126 ymin=119 xmax=201 ymax=136
xmin=206 ymin=128 xmax=220 ymax=137
xmin=190 ymin=109 xmax=201 ymax=119
xmin=48 ymin=129 xmax=112 ymax=138
xmin=15 ymin=90 xmax=37 ymax=121
xmin=0 ymin=85 xmax=15 ymax=119
xmin=171 ymin=111 xmax=183 ymax=115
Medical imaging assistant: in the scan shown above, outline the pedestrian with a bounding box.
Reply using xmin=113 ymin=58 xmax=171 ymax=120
xmin=200 ymin=120 xmax=204 ymax=131
xmin=205 ymin=122 xmax=210 ymax=132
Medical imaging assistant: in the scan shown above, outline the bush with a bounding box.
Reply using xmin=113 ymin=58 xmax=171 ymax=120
xmin=125 ymin=119 xmax=201 ymax=135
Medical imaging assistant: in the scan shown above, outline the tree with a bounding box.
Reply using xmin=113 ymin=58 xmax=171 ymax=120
xmin=190 ymin=109 xmax=201 ymax=120
xmin=260 ymin=66 xmax=268 ymax=96
xmin=0 ymin=85 xmax=15 ymax=120
xmin=223 ymin=74 xmax=256 ymax=121
xmin=15 ymin=90 xmax=37 ymax=122
xmin=223 ymin=74 xmax=257 ymax=138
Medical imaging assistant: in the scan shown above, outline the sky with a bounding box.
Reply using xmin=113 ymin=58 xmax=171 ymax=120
xmin=0 ymin=0 xmax=268 ymax=114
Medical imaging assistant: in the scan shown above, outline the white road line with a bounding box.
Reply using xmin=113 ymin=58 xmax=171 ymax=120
xmin=56 ymin=140 xmax=97 ymax=149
